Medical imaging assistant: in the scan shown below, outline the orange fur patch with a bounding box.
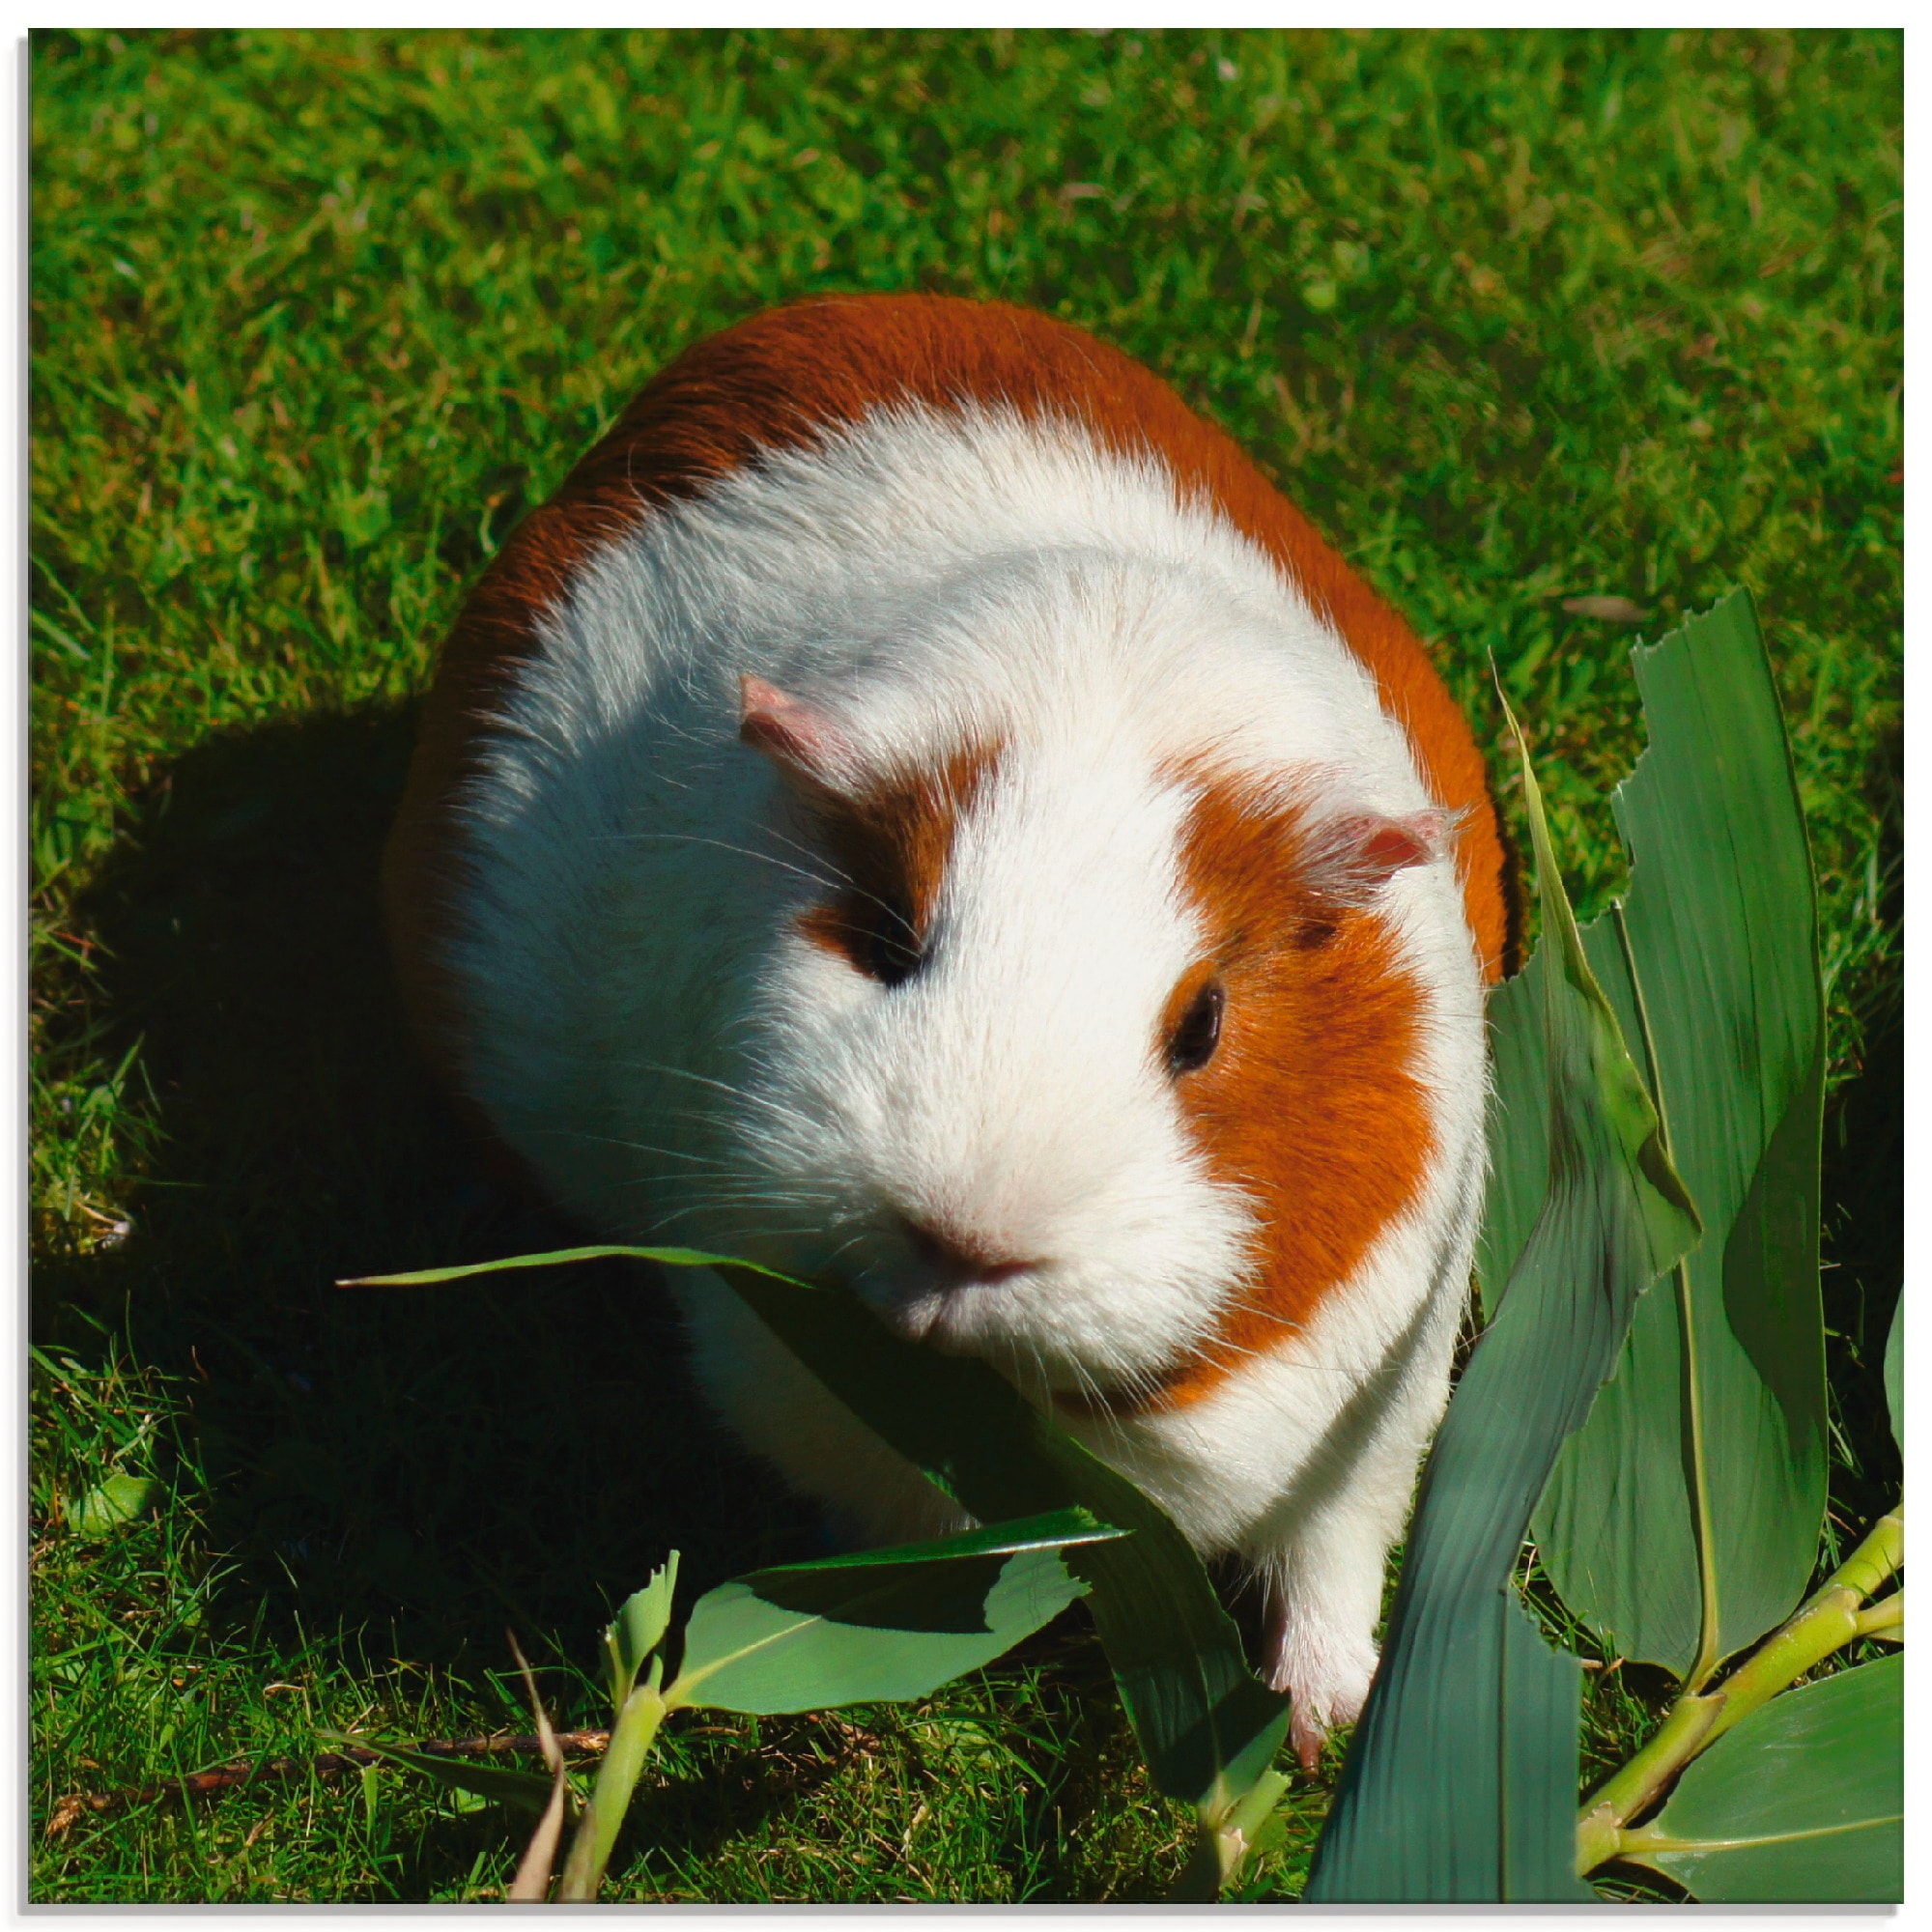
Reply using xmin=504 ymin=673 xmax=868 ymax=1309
xmin=1135 ymin=763 xmax=1434 ymax=1411
xmin=790 ymin=745 xmax=1001 ymax=980
xmin=388 ymin=294 xmax=1511 ymax=1128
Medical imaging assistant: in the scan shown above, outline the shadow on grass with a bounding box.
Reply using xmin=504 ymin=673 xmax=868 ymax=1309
xmin=31 ymin=700 xmax=1902 ymax=1899
xmin=26 ymin=702 xmax=1189 ymax=1898
xmin=34 ymin=703 xmax=817 ymax=1693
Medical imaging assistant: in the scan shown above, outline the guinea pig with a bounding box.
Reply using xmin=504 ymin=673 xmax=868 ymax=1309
xmin=384 ymin=294 xmax=1511 ymax=1768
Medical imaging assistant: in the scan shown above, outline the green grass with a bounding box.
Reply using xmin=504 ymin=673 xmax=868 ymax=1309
xmin=31 ymin=26 xmax=1900 ymax=1902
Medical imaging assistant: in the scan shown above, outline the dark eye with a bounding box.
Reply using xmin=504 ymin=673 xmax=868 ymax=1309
xmin=1166 ymin=979 xmax=1225 ymax=1076
xmin=861 ymin=900 xmax=923 ymax=987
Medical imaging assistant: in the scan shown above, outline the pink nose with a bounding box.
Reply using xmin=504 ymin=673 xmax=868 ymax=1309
xmin=902 ymin=1217 xmax=1037 ymax=1288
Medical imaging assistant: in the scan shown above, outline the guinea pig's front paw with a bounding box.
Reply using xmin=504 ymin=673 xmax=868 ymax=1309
xmin=1264 ymin=1632 xmax=1378 ymax=1774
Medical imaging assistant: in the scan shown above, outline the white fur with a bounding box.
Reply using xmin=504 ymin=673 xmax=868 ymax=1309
xmin=440 ymin=405 xmax=1490 ymax=1743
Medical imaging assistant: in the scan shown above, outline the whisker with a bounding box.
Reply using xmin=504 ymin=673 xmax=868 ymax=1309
xmin=597 ymin=830 xmax=844 ymax=899
xmin=534 ymin=1127 xmax=735 ymax=1170
xmin=601 ymin=828 xmax=916 ymax=940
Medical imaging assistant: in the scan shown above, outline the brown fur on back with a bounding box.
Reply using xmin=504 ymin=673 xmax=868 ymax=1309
xmin=387 ymin=293 xmax=1512 ymax=1114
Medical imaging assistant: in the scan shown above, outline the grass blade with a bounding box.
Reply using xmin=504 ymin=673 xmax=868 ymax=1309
xmin=554 ymin=1672 xmax=667 ymax=1903
xmin=506 ymin=1631 xmax=570 ymax=1904
xmin=313 ymin=1732 xmax=555 ymax=1818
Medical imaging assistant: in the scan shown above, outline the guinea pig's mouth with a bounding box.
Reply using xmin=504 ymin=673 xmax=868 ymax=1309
xmin=861 ymin=1266 xmax=1037 ymax=1350
xmin=854 ymin=1253 xmax=1105 ymax=1400
xmin=851 ymin=1228 xmax=1037 ymax=1343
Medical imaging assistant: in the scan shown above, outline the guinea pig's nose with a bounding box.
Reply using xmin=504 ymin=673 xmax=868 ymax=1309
xmin=900 ymin=1216 xmax=1036 ymax=1289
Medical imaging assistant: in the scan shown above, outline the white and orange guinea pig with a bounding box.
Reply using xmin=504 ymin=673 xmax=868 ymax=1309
xmin=385 ymin=294 xmax=1513 ymax=1768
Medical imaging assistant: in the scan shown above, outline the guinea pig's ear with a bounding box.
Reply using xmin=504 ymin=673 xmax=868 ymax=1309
xmin=1304 ymin=805 xmax=1458 ymax=906
xmin=738 ymin=675 xmax=858 ymax=799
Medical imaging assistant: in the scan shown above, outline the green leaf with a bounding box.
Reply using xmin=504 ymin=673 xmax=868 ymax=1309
xmin=699 ymin=1256 xmax=1290 ymax=1816
xmin=354 ymin=1244 xmax=1289 ymax=1821
xmin=65 ymin=1471 xmax=154 ymax=1537
xmin=1534 ymin=590 xmax=1829 ymax=1680
xmin=1473 ymin=945 xmax=1552 ymax=1321
xmin=1497 ymin=1600 xmax=1589 ymax=1896
xmin=604 ymin=1551 xmax=677 ymax=1709
xmin=1306 ymin=695 xmax=1699 ymax=1902
xmin=668 ymin=1516 xmax=1099 ymax=1715
xmin=1883 ymin=1291 xmax=1901 ymax=1454
xmin=341 ymin=1244 xmax=729 ymax=1287
xmin=1622 ymin=1657 xmax=1901 ymax=1902
xmin=316 ymin=1733 xmax=558 ymax=1818
xmin=749 ymin=1506 xmax=1125 ymax=1570
xmin=555 ymin=1679 xmax=667 ymax=1901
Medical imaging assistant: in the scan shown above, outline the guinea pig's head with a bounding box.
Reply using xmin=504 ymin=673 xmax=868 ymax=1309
xmin=724 ymin=671 xmax=1448 ymax=1412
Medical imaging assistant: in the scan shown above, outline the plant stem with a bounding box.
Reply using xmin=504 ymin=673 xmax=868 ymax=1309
xmin=554 ymin=1680 xmax=668 ymax=1902
xmin=1167 ymin=1768 xmax=1293 ymax=1898
xmin=1576 ymin=1500 xmax=1902 ymax=1877
xmin=1854 ymin=1591 xmax=1902 ymax=1639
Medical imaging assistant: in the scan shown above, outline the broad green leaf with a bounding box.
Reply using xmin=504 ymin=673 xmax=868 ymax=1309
xmin=1884 ymin=1291 xmax=1902 ymax=1454
xmin=604 ymin=1551 xmax=677 ymax=1708
xmin=697 ymin=1255 xmax=1290 ymax=1819
xmin=316 ymin=1732 xmax=558 ymax=1817
xmin=65 ymin=1471 xmax=153 ymax=1537
xmin=1306 ymin=699 xmax=1698 ymax=1902
xmin=1473 ymin=945 xmax=1551 ymax=1320
xmin=668 ymin=1518 xmax=1099 ymax=1715
xmin=1622 ymin=1657 xmax=1901 ymax=1902
xmin=1534 ymin=590 xmax=1828 ymax=1679
xmin=355 ymin=1245 xmax=1290 ymax=1821
xmin=1498 ymin=1600 xmax=1588 ymax=1896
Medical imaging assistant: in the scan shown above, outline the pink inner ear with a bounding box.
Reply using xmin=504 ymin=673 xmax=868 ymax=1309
xmin=1318 ymin=808 xmax=1454 ymax=897
xmin=739 ymin=675 xmax=853 ymax=789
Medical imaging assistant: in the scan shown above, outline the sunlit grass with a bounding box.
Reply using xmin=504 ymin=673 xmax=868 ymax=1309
xmin=31 ymin=25 xmax=1899 ymax=1901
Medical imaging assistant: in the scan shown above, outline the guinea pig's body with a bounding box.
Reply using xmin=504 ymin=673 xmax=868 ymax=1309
xmin=387 ymin=295 xmax=1510 ymax=1763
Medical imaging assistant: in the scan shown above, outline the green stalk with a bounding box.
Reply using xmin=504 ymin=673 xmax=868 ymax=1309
xmin=1577 ymin=1502 xmax=1902 ymax=1877
xmin=1168 ymin=1769 xmax=1293 ymax=1900
xmin=1855 ymin=1591 xmax=1903 ymax=1639
xmin=1611 ymin=904 xmax=1720 ymax=1695
xmin=554 ymin=1676 xmax=668 ymax=1902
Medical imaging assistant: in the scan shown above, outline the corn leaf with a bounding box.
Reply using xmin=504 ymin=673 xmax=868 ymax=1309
xmin=1473 ymin=946 xmax=1552 ymax=1321
xmin=1305 ymin=696 xmax=1698 ymax=1902
xmin=698 ymin=1254 xmax=1291 ymax=1817
xmin=668 ymin=1515 xmax=1114 ymax=1715
xmin=1621 ymin=1657 xmax=1901 ymax=1902
xmin=1533 ymin=590 xmax=1828 ymax=1679
xmin=604 ymin=1551 xmax=677 ymax=1708
xmin=350 ymin=1246 xmax=1290 ymax=1820
xmin=733 ymin=1505 xmax=1127 ymax=1574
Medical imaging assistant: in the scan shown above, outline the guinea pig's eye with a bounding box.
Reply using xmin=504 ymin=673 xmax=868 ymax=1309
xmin=860 ymin=900 xmax=923 ymax=987
xmin=1165 ymin=978 xmax=1225 ymax=1076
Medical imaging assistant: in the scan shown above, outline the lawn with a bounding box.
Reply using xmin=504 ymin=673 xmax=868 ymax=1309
xmin=30 ymin=27 xmax=1901 ymax=1902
